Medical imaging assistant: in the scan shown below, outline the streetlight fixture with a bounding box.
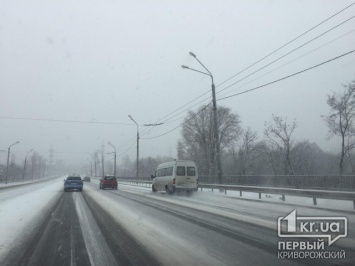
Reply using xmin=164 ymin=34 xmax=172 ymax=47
xmin=107 ymin=142 xmax=117 ymax=177
xmin=6 ymin=141 xmax=20 ymax=184
xmin=182 ymin=52 xmax=223 ymax=184
xmin=23 ymin=149 xmax=33 ymax=182
xmin=128 ymin=115 xmax=139 ymax=179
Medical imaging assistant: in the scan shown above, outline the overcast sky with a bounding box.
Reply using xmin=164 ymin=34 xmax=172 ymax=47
xmin=1 ymin=0 xmax=355 ymax=167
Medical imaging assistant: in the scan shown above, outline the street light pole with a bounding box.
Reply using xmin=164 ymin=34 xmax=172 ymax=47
xmin=107 ymin=142 xmax=117 ymax=177
xmin=97 ymin=150 xmax=105 ymax=177
xmin=23 ymin=149 xmax=33 ymax=182
xmin=6 ymin=141 xmax=20 ymax=184
xmin=182 ymin=52 xmax=223 ymax=184
xmin=128 ymin=115 xmax=139 ymax=179
xmin=91 ymin=153 xmax=97 ymax=177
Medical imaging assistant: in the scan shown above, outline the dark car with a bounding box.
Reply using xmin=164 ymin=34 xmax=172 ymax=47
xmin=100 ymin=175 xmax=117 ymax=190
xmin=64 ymin=176 xmax=83 ymax=192
xmin=83 ymin=176 xmax=91 ymax=182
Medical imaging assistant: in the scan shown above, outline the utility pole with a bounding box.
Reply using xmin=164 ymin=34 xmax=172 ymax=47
xmin=129 ymin=115 xmax=139 ymax=179
xmin=6 ymin=141 xmax=20 ymax=184
xmin=107 ymin=142 xmax=117 ymax=177
xmin=182 ymin=52 xmax=223 ymax=184
xmin=97 ymin=150 xmax=104 ymax=177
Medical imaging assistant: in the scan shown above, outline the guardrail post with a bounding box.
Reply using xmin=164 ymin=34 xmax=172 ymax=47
xmin=200 ymin=187 xmax=202 ymax=191
xmin=225 ymin=189 xmax=227 ymax=195
xmin=259 ymin=192 xmax=261 ymax=199
xmin=281 ymin=194 xmax=285 ymax=201
xmin=353 ymin=200 xmax=355 ymax=210
xmin=240 ymin=191 xmax=242 ymax=197
xmin=313 ymin=197 xmax=317 ymax=206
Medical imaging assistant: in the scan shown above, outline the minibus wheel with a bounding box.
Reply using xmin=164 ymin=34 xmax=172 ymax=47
xmin=165 ymin=185 xmax=175 ymax=195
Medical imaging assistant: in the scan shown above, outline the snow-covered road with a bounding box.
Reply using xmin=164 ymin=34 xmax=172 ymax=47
xmin=1 ymin=178 xmax=354 ymax=265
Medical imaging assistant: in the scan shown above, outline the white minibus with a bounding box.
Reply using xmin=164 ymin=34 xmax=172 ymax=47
xmin=151 ymin=160 xmax=198 ymax=194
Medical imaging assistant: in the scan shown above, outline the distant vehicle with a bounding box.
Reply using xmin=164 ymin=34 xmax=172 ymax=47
xmin=100 ymin=175 xmax=117 ymax=190
xmin=83 ymin=176 xmax=91 ymax=182
xmin=151 ymin=160 xmax=198 ymax=194
xmin=64 ymin=175 xmax=83 ymax=192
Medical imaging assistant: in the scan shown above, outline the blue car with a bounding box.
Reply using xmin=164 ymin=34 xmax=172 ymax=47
xmin=64 ymin=176 xmax=83 ymax=192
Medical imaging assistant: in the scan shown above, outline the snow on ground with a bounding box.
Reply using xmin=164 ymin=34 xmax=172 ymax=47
xmin=0 ymin=175 xmax=58 ymax=188
xmin=83 ymin=182 xmax=264 ymax=266
xmin=115 ymin=182 xmax=355 ymax=249
xmin=73 ymin=192 xmax=117 ymax=266
xmin=0 ymin=176 xmax=65 ymax=259
xmin=1 ymin=176 xmax=354 ymax=265
xmin=118 ymin=181 xmax=355 ymax=212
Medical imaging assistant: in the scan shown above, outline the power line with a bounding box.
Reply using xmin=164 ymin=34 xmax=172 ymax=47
xmin=162 ymin=28 xmax=355 ymax=124
xmin=117 ymin=140 xmax=138 ymax=157
xmin=141 ymin=49 xmax=354 ymax=140
xmin=138 ymin=43 xmax=355 ymax=142
xmin=217 ymin=2 xmax=355 ymax=87
xmin=151 ymin=3 xmax=355 ymax=126
xmin=24 ymin=4 xmax=351 ymax=158
xmin=141 ymin=102 xmax=212 ymax=140
xmin=0 ymin=116 xmax=133 ymax=126
xmin=113 ymin=26 xmax=355 ymax=159
xmin=147 ymin=21 xmax=354 ymax=140
xmin=217 ymin=29 xmax=355 ymax=99
xmin=160 ymin=94 xmax=212 ymax=124
xmin=216 ymin=15 xmax=355 ymax=97
xmin=218 ymin=49 xmax=355 ymax=101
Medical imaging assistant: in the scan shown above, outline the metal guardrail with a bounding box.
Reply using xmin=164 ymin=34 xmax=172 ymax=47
xmin=198 ymin=184 xmax=355 ymax=209
xmin=118 ymin=179 xmax=355 ymax=210
xmin=117 ymin=175 xmax=355 ymax=191
xmin=202 ymin=175 xmax=355 ymax=191
xmin=119 ymin=180 xmax=151 ymax=186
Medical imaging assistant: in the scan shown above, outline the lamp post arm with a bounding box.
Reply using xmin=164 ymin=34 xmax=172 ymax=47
xmin=194 ymin=56 xmax=213 ymax=78
xmin=182 ymin=66 xmax=211 ymax=77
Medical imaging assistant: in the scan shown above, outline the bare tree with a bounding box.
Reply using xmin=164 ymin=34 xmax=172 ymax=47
xmin=30 ymin=152 xmax=39 ymax=179
xmin=140 ymin=157 xmax=158 ymax=177
xmin=180 ymin=105 xmax=241 ymax=180
xmin=324 ymin=80 xmax=355 ymax=175
xmin=176 ymin=140 xmax=188 ymax=160
xmin=237 ymin=128 xmax=258 ymax=175
xmin=120 ymin=155 xmax=132 ymax=177
xmin=260 ymin=140 xmax=284 ymax=176
xmin=38 ymin=155 xmax=44 ymax=178
xmin=264 ymin=115 xmax=297 ymax=175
